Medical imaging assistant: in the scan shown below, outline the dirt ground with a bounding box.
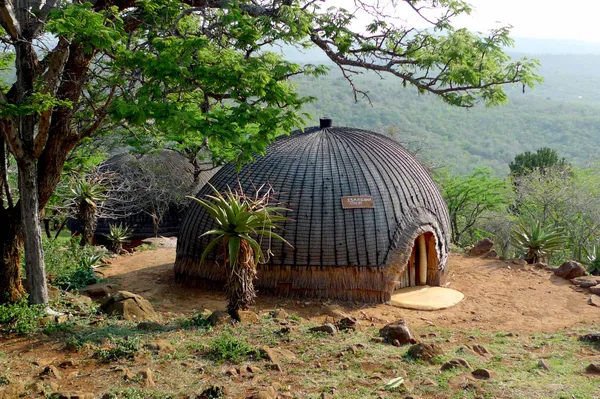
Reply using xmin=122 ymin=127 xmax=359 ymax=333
xmin=1 ymin=249 xmax=599 ymax=399
xmin=103 ymin=248 xmax=598 ymax=334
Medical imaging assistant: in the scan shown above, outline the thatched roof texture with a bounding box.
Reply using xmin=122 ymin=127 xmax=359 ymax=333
xmin=175 ymin=125 xmax=450 ymax=301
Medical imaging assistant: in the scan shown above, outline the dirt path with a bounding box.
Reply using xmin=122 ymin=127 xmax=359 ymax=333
xmin=103 ymin=249 xmax=598 ymax=333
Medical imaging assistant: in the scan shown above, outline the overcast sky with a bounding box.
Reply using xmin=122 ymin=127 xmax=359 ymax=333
xmin=327 ymin=0 xmax=600 ymax=43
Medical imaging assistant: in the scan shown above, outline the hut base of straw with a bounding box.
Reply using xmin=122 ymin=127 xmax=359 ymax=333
xmin=174 ymin=256 xmax=445 ymax=303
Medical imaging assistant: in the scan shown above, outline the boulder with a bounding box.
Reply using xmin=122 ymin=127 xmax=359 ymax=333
xmin=80 ymin=283 xmax=115 ymax=299
xmin=379 ymin=320 xmax=417 ymax=345
xmin=209 ymin=311 xmax=233 ymax=326
xmin=270 ymin=309 xmax=289 ymax=319
xmin=585 ymin=363 xmax=600 ymax=374
xmin=484 ymin=249 xmax=499 ymax=259
xmin=554 ymin=261 xmax=587 ymax=280
xmin=138 ymin=369 xmax=155 ymax=387
xmin=579 ymin=333 xmax=600 ymax=342
xmin=468 ymin=238 xmax=494 ymax=257
xmin=309 ymin=323 xmax=338 ymax=335
xmin=471 ymin=344 xmax=491 ymax=356
xmin=336 ymin=317 xmax=359 ymax=331
xmin=407 ymin=343 xmax=444 ymax=362
xmin=440 ymin=358 xmax=471 ymax=371
xmin=537 ymin=360 xmax=551 ymax=370
xmin=471 ymin=369 xmax=492 ymax=380
xmin=234 ymin=310 xmax=259 ymax=324
xmin=99 ymin=291 xmax=158 ymax=322
xmin=588 ymin=295 xmax=600 ymax=307
xmin=590 ymin=285 xmax=600 ymax=295
xmin=570 ymin=276 xmax=600 ymax=288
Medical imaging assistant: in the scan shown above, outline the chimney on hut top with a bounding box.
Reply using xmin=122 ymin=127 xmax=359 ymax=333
xmin=320 ymin=117 xmax=333 ymax=129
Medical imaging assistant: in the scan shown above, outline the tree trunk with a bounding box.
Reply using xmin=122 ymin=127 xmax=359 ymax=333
xmin=18 ymin=156 xmax=48 ymax=304
xmin=225 ymin=239 xmax=257 ymax=319
xmin=0 ymin=207 xmax=25 ymax=304
xmin=79 ymin=202 xmax=97 ymax=246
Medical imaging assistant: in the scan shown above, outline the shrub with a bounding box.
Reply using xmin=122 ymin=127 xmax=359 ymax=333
xmin=95 ymin=336 xmax=141 ymax=362
xmin=44 ymin=237 xmax=104 ymax=290
xmin=584 ymin=245 xmax=600 ymax=275
xmin=104 ymin=223 xmax=132 ymax=254
xmin=0 ymin=296 xmax=44 ymax=335
xmin=511 ymin=219 xmax=566 ymax=264
xmin=208 ymin=332 xmax=256 ymax=364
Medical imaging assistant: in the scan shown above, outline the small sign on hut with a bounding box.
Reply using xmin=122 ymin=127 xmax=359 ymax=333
xmin=341 ymin=195 xmax=374 ymax=209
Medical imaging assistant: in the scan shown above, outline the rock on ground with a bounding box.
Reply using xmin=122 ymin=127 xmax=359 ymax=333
xmin=99 ymin=291 xmax=159 ymax=322
xmin=570 ymin=276 xmax=600 ymax=288
xmin=209 ymin=310 xmax=233 ymax=326
xmin=441 ymin=358 xmax=472 ymax=371
xmin=469 ymin=238 xmax=494 ymax=257
xmin=407 ymin=343 xmax=444 ymax=362
xmin=379 ymin=320 xmax=417 ymax=345
xmin=554 ymin=261 xmax=587 ymax=280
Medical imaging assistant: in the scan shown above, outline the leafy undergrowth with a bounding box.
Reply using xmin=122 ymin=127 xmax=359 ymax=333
xmin=1 ymin=306 xmax=599 ymax=398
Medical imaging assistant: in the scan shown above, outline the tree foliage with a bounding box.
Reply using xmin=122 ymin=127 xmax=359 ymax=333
xmin=509 ymin=147 xmax=568 ymax=176
xmin=0 ymin=0 xmax=541 ymax=304
xmin=436 ymin=168 xmax=508 ymax=244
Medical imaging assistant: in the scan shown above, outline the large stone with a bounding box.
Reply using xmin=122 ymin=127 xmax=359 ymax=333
xmin=379 ymin=320 xmax=417 ymax=345
xmin=590 ymin=285 xmax=600 ymax=295
xmin=440 ymin=358 xmax=471 ymax=371
xmin=579 ymin=333 xmax=600 ymax=342
xmin=472 ymin=369 xmax=492 ymax=380
xmin=554 ymin=261 xmax=587 ymax=280
xmin=585 ymin=363 xmax=600 ymax=374
xmin=209 ymin=311 xmax=233 ymax=326
xmin=99 ymin=291 xmax=158 ymax=322
xmin=468 ymin=238 xmax=494 ymax=257
xmin=80 ymin=283 xmax=115 ymax=299
xmin=588 ymin=295 xmax=600 ymax=307
xmin=407 ymin=343 xmax=444 ymax=362
xmin=234 ymin=310 xmax=260 ymax=324
xmin=309 ymin=323 xmax=338 ymax=335
xmin=570 ymin=276 xmax=600 ymax=288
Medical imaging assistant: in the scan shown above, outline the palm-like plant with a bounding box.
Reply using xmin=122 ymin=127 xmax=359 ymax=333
xmin=192 ymin=184 xmax=290 ymax=319
xmin=104 ymin=223 xmax=132 ymax=254
xmin=584 ymin=245 xmax=600 ymax=276
xmin=511 ymin=219 xmax=566 ymax=264
xmin=71 ymin=178 xmax=106 ymax=246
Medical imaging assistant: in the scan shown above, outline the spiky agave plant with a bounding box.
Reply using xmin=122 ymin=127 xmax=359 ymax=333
xmin=71 ymin=177 xmax=106 ymax=246
xmin=104 ymin=223 xmax=132 ymax=254
xmin=511 ymin=219 xmax=566 ymax=264
xmin=192 ymin=184 xmax=290 ymax=319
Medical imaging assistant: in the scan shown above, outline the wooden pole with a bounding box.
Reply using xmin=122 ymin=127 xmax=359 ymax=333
xmin=418 ymin=235 xmax=427 ymax=285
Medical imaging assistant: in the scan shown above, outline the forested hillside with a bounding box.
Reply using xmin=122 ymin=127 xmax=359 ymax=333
xmin=292 ymin=52 xmax=600 ymax=174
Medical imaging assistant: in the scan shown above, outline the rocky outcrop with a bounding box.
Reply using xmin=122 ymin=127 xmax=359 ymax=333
xmin=554 ymin=261 xmax=587 ymax=280
xmin=99 ymin=291 xmax=158 ymax=322
xmin=468 ymin=238 xmax=494 ymax=257
xmin=379 ymin=320 xmax=416 ymax=345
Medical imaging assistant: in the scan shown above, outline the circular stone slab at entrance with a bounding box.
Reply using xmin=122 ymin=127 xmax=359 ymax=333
xmin=390 ymin=286 xmax=464 ymax=311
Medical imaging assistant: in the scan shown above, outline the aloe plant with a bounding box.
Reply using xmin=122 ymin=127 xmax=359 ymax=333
xmin=104 ymin=223 xmax=132 ymax=254
xmin=584 ymin=245 xmax=600 ymax=276
xmin=192 ymin=184 xmax=290 ymax=318
xmin=511 ymin=219 xmax=566 ymax=264
xmin=71 ymin=177 xmax=106 ymax=246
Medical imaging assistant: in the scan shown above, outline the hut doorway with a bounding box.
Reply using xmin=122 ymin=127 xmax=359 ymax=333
xmin=398 ymin=232 xmax=439 ymax=288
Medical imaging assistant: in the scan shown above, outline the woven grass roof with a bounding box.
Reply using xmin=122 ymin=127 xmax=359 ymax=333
xmin=177 ymin=126 xmax=450 ymax=269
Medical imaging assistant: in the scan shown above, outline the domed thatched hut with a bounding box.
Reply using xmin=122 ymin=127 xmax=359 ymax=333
xmin=175 ymin=120 xmax=450 ymax=302
xmin=69 ymin=150 xmax=218 ymax=244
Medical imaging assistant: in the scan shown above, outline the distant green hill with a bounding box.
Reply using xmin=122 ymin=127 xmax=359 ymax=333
xmin=291 ymin=50 xmax=600 ymax=175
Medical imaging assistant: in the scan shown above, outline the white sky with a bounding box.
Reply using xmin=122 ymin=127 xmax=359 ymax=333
xmin=326 ymin=0 xmax=600 ymax=43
